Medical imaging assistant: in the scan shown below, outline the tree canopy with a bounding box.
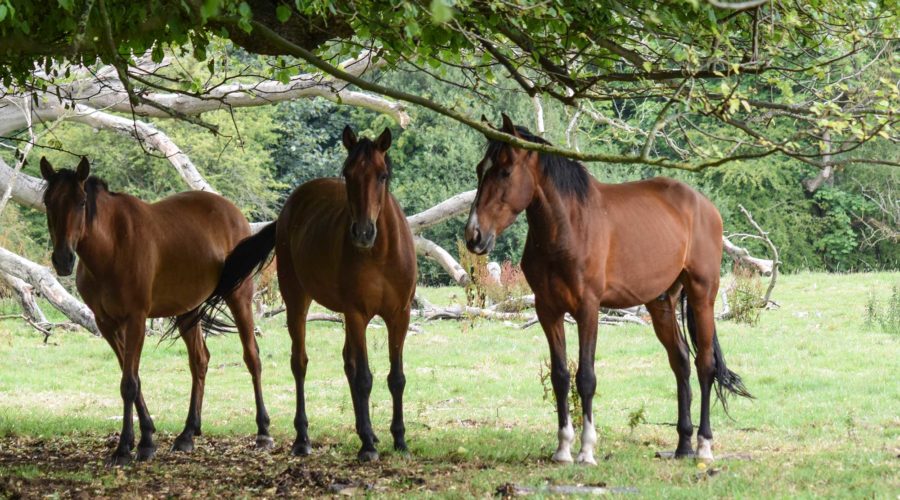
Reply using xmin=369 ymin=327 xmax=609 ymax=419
xmin=1 ymin=0 xmax=897 ymax=171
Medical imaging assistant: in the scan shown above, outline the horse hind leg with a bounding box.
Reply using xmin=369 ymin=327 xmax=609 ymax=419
xmin=172 ymin=310 xmax=209 ymax=453
xmin=226 ymin=281 xmax=273 ymax=450
xmin=683 ymin=275 xmax=720 ymax=461
xmin=646 ymin=292 xmax=694 ymax=458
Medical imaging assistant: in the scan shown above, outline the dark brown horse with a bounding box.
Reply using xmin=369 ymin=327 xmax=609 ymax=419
xmin=40 ymin=157 xmax=272 ymax=466
xmin=196 ymin=126 xmax=417 ymax=462
xmin=464 ymin=115 xmax=751 ymax=463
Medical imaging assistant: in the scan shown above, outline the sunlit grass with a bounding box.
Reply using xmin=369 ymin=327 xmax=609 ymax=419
xmin=1 ymin=272 xmax=898 ymax=497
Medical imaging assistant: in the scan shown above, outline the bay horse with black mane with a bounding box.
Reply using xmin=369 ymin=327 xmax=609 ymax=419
xmin=40 ymin=156 xmax=272 ymax=466
xmin=465 ymin=115 xmax=751 ymax=464
xmin=195 ymin=126 xmax=417 ymax=462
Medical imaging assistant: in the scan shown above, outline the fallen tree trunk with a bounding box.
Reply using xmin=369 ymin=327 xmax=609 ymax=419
xmin=0 ymin=246 xmax=99 ymax=336
xmin=406 ymin=190 xmax=476 ymax=234
xmin=722 ymin=236 xmax=774 ymax=276
xmin=0 ymin=271 xmax=47 ymax=324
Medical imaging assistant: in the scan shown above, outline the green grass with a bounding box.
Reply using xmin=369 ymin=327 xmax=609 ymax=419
xmin=1 ymin=272 xmax=898 ymax=497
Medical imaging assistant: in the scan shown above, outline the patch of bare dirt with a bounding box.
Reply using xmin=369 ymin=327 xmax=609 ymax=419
xmin=0 ymin=434 xmax=445 ymax=498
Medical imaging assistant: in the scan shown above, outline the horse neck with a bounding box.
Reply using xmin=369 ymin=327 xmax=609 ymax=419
xmin=74 ymin=189 xmax=118 ymax=271
xmin=524 ymin=168 xmax=584 ymax=254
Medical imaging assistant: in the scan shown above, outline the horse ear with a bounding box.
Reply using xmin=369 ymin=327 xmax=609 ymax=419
xmin=500 ymin=113 xmax=517 ymax=135
xmin=39 ymin=157 xmax=55 ymax=180
xmin=75 ymin=156 xmax=90 ymax=181
xmin=375 ymin=128 xmax=392 ymax=152
xmin=342 ymin=125 xmax=358 ymax=151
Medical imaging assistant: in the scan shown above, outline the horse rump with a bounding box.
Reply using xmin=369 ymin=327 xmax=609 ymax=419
xmin=165 ymin=222 xmax=277 ymax=338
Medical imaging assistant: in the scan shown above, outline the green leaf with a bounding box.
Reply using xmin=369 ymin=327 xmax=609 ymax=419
xmin=430 ymin=0 xmax=453 ymax=24
xmin=57 ymin=0 xmax=74 ymax=12
xmin=276 ymin=4 xmax=291 ymax=23
xmin=200 ymin=0 xmax=220 ymax=21
xmin=0 ymin=5 xmax=7 ymax=23
xmin=238 ymin=1 xmax=252 ymax=19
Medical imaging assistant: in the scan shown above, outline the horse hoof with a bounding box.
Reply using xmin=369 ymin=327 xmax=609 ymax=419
xmin=255 ymin=435 xmax=275 ymax=451
xmin=393 ymin=441 xmax=408 ymax=453
xmin=172 ymin=437 xmax=194 ymax=453
xmin=291 ymin=440 xmax=312 ymax=457
xmin=357 ymin=449 xmax=379 ymax=463
xmin=696 ymin=437 xmax=714 ymax=461
xmin=551 ymin=451 xmax=574 ymax=464
xmin=107 ymin=451 xmax=133 ymax=467
xmin=136 ymin=445 xmax=157 ymax=462
xmin=575 ymin=452 xmax=597 ymax=465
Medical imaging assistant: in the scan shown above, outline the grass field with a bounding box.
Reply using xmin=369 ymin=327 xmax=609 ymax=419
xmin=0 ymin=272 xmax=898 ymax=498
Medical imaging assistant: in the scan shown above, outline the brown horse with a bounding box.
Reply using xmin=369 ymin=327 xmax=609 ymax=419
xmin=196 ymin=126 xmax=417 ymax=462
xmin=40 ymin=156 xmax=272 ymax=466
xmin=464 ymin=115 xmax=751 ymax=463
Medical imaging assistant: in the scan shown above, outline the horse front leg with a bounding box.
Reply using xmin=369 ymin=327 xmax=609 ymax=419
xmin=574 ymin=305 xmax=599 ymax=465
xmin=110 ymin=315 xmax=153 ymax=465
xmin=536 ymin=305 xmax=573 ymax=464
xmin=384 ymin=307 xmax=411 ymax=454
xmin=343 ymin=311 xmax=378 ymax=462
xmin=96 ymin=318 xmax=154 ymax=458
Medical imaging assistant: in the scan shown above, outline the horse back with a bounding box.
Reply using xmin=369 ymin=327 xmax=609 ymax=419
xmin=85 ymin=190 xmax=251 ymax=317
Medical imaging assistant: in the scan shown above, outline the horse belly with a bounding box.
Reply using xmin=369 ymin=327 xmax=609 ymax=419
xmin=597 ymin=237 xmax=686 ymax=308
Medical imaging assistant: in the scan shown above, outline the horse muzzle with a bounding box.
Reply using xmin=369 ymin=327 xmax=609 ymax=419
xmin=465 ymin=227 xmax=495 ymax=256
xmin=349 ymin=220 xmax=377 ymax=249
xmin=51 ymin=248 xmax=76 ymax=276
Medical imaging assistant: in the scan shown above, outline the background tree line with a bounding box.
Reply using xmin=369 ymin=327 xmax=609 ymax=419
xmin=2 ymin=63 xmax=896 ymax=287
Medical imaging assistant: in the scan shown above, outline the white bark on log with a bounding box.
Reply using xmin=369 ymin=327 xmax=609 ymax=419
xmin=0 ymin=93 xmax=33 ymax=216
xmin=406 ymin=190 xmax=476 ymax=234
xmin=0 ymin=95 xmax=217 ymax=193
xmin=0 ymin=246 xmax=99 ymax=335
xmin=0 ymin=53 xmax=408 ymax=136
xmin=0 ymin=157 xmax=44 ymax=211
xmin=722 ymin=236 xmax=774 ymax=275
xmin=0 ymin=271 xmax=47 ymax=323
xmin=414 ymin=235 xmax=470 ymax=286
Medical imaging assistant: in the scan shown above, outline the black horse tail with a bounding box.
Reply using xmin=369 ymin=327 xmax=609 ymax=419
xmin=680 ymin=290 xmax=753 ymax=414
xmin=167 ymin=222 xmax=277 ymax=338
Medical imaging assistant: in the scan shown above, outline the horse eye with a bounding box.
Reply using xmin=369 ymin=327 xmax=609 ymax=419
xmin=500 ymin=169 xmax=511 ymax=178
xmin=378 ymin=173 xmax=388 ymax=183
xmin=78 ymin=200 xmax=87 ymax=208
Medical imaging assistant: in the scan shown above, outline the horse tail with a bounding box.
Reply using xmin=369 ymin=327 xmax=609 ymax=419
xmin=166 ymin=222 xmax=277 ymax=338
xmin=680 ymin=290 xmax=753 ymax=414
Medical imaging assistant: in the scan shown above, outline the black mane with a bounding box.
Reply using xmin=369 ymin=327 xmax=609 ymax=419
xmin=43 ymin=170 xmax=113 ymax=225
xmin=343 ymin=138 xmax=393 ymax=181
xmin=487 ymin=126 xmax=590 ymax=200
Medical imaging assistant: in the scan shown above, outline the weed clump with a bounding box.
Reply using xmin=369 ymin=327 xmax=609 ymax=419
xmin=727 ymin=267 xmax=764 ymax=325
xmin=539 ymin=358 xmax=583 ymax=427
xmin=864 ymin=284 xmax=900 ymax=334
